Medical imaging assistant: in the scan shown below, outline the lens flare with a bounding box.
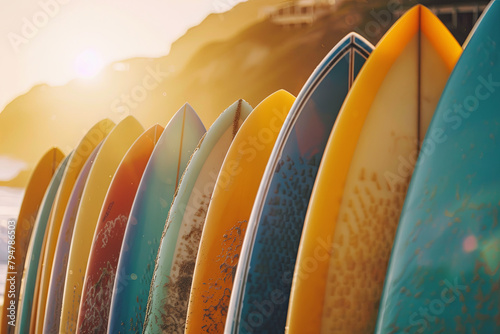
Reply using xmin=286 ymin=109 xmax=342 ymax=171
xmin=463 ymin=235 xmax=477 ymax=253
xmin=75 ymin=49 xmax=104 ymax=78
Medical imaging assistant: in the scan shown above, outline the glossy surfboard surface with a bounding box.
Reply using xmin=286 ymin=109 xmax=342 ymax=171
xmin=33 ymin=119 xmax=115 ymax=334
xmin=59 ymin=116 xmax=144 ymax=332
xmin=185 ymin=90 xmax=296 ymax=333
xmin=1 ymin=148 xmax=64 ymax=334
xmin=108 ymin=104 xmax=205 ymax=333
xmin=15 ymin=154 xmax=71 ymax=334
xmin=43 ymin=143 xmax=102 ymax=334
xmin=286 ymin=6 xmax=462 ymax=334
xmin=76 ymin=124 xmax=164 ymax=333
xmin=227 ymin=33 xmax=374 ymax=334
xmin=376 ymin=2 xmax=500 ymax=333
xmin=144 ymin=100 xmax=252 ymax=334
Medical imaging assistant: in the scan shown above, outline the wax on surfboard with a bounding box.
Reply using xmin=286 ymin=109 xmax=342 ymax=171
xmin=144 ymin=99 xmax=252 ymax=333
xmin=376 ymin=2 xmax=500 ymax=333
xmin=76 ymin=124 xmax=163 ymax=333
xmin=286 ymin=6 xmax=461 ymax=334
xmin=107 ymin=104 xmax=205 ymax=333
xmin=226 ymin=33 xmax=374 ymax=334
xmin=185 ymin=90 xmax=296 ymax=333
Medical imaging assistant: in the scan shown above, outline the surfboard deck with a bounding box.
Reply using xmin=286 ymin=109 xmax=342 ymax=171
xmin=42 ymin=143 xmax=102 ymax=334
xmin=59 ymin=116 xmax=144 ymax=332
xmin=15 ymin=154 xmax=71 ymax=334
xmin=185 ymin=90 xmax=296 ymax=333
xmin=226 ymin=33 xmax=374 ymax=334
xmin=33 ymin=119 xmax=115 ymax=334
xmin=76 ymin=124 xmax=163 ymax=333
xmin=107 ymin=104 xmax=206 ymax=333
xmin=287 ymin=6 xmax=462 ymax=333
xmin=376 ymin=2 xmax=500 ymax=333
xmin=144 ymin=99 xmax=252 ymax=334
xmin=1 ymin=148 xmax=64 ymax=334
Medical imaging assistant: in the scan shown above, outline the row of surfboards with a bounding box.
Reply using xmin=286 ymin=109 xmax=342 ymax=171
xmin=2 ymin=3 xmax=499 ymax=333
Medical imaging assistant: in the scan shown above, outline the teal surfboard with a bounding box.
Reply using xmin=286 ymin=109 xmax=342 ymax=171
xmin=15 ymin=153 xmax=71 ymax=334
xmin=108 ymin=104 xmax=205 ymax=333
xmin=376 ymin=2 xmax=500 ymax=333
xmin=43 ymin=144 xmax=101 ymax=334
xmin=226 ymin=33 xmax=374 ymax=333
xmin=143 ymin=99 xmax=252 ymax=334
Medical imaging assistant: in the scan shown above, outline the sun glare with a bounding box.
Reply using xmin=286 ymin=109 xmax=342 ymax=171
xmin=74 ymin=49 xmax=104 ymax=78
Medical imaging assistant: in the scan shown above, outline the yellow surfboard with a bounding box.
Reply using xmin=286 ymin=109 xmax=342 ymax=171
xmin=287 ymin=6 xmax=462 ymax=334
xmin=33 ymin=119 xmax=115 ymax=334
xmin=1 ymin=148 xmax=64 ymax=334
xmin=59 ymin=116 xmax=144 ymax=332
xmin=185 ymin=90 xmax=295 ymax=333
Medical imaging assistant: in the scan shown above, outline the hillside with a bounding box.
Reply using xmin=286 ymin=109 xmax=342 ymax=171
xmin=0 ymin=0 xmax=284 ymax=183
xmin=0 ymin=0 xmax=487 ymax=187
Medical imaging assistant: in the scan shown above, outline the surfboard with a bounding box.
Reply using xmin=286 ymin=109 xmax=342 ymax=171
xmin=376 ymin=2 xmax=500 ymax=333
xmin=42 ymin=143 xmax=102 ymax=334
xmin=15 ymin=153 xmax=71 ymax=334
xmin=29 ymin=208 xmax=52 ymax=334
xmin=226 ymin=33 xmax=374 ymax=334
xmin=76 ymin=124 xmax=163 ymax=333
xmin=33 ymin=119 xmax=115 ymax=334
xmin=59 ymin=116 xmax=144 ymax=332
xmin=144 ymin=99 xmax=252 ymax=334
xmin=1 ymin=148 xmax=64 ymax=334
xmin=185 ymin=90 xmax=296 ymax=333
xmin=107 ymin=104 xmax=205 ymax=333
xmin=285 ymin=6 xmax=461 ymax=334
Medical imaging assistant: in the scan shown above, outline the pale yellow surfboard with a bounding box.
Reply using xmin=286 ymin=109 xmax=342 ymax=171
xmin=59 ymin=116 xmax=144 ymax=332
xmin=287 ymin=6 xmax=462 ymax=334
xmin=186 ymin=90 xmax=296 ymax=333
xmin=33 ymin=119 xmax=115 ymax=334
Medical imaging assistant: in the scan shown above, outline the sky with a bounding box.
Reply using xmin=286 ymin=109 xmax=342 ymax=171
xmin=0 ymin=0 xmax=246 ymax=298
xmin=0 ymin=0 xmax=245 ymax=110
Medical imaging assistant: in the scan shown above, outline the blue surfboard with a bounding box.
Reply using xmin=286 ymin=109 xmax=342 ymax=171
xmin=107 ymin=104 xmax=205 ymax=333
xmin=376 ymin=2 xmax=500 ymax=333
xmin=226 ymin=33 xmax=374 ymax=333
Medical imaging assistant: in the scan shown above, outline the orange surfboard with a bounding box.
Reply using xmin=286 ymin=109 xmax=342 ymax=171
xmin=1 ymin=148 xmax=64 ymax=333
xmin=185 ymin=91 xmax=295 ymax=333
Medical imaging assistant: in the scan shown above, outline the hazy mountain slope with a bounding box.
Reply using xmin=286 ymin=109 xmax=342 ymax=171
xmin=0 ymin=0 xmax=284 ymax=182
xmin=0 ymin=0 xmax=487 ymax=187
xmin=163 ymin=0 xmax=287 ymax=72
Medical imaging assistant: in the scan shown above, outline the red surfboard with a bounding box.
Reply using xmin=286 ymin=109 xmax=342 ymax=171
xmin=76 ymin=125 xmax=163 ymax=333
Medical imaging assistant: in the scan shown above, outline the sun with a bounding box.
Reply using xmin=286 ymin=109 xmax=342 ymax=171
xmin=74 ymin=49 xmax=105 ymax=79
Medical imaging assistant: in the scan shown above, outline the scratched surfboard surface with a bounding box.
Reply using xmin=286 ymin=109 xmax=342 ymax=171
xmin=59 ymin=117 xmax=144 ymax=332
xmin=143 ymin=100 xmax=252 ymax=334
xmin=76 ymin=125 xmax=163 ymax=334
xmin=185 ymin=90 xmax=296 ymax=334
xmin=108 ymin=104 xmax=205 ymax=333
xmin=226 ymin=33 xmax=373 ymax=333
xmin=43 ymin=143 xmax=101 ymax=334
xmin=16 ymin=153 xmax=71 ymax=334
xmin=376 ymin=2 xmax=500 ymax=333
xmin=286 ymin=6 xmax=462 ymax=333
